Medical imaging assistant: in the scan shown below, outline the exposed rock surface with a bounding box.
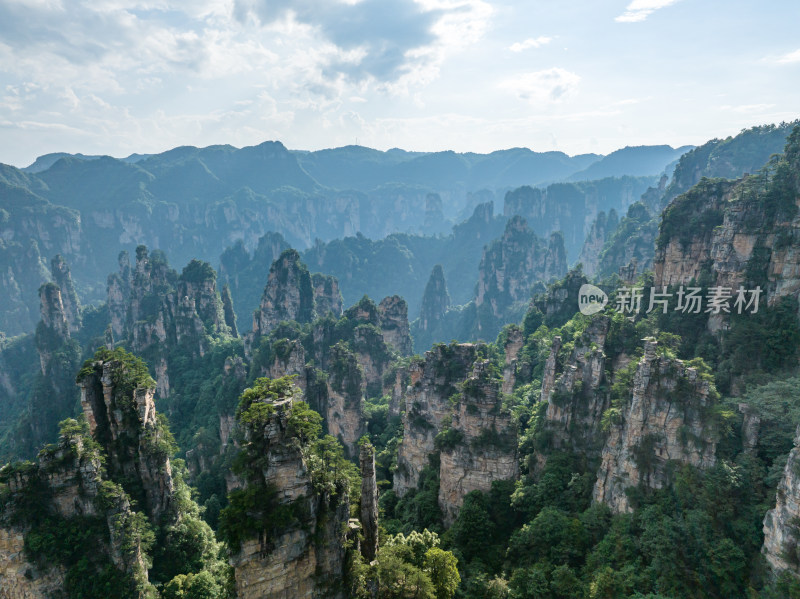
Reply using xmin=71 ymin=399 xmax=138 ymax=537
xmin=438 ymin=360 xmax=518 ymax=525
xmin=763 ymin=427 xmax=800 ymax=575
xmin=378 ymin=295 xmax=413 ymax=356
xmin=418 ymin=265 xmax=450 ymax=333
xmin=578 ymin=209 xmax=619 ymax=277
xmin=229 ymin=391 xmax=348 ymax=599
xmin=475 ymin=216 xmax=567 ymax=320
xmin=221 ymin=283 xmax=238 ymax=338
xmin=394 ymin=343 xmax=517 ymax=522
xmin=0 ymin=526 xmax=65 ymax=599
xmin=540 ymin=316 xmax=612 ymax=458
xmin=503 ymin=177 xmax=650 ymax=261
xmin=325 ymin=344 xmax=366 ymax=457
xmin=360 ymin=442 xmax=379 ymax=562
xmin=655 ymin=177 xmax=800 ymax=307
xmin=252 ymin=249 xmax=315 ymax=336
xmin=395 ymin=344 xmax=478 ymax=497
xmin=0 ymin=412 xmax=150 ymax=596
xmin=502 ymin=326 xmax=524 ymax=395
xmin=78 ymin=357 xmax=175 ymax=520
xmin=107 ymin=246 xmax=232 ymax=395
xmin=311 ymin=273 xmax=344 ymax=319
xmin=592 ymin=340 xmax=719 ymax=513
xmin=50 ymin=254 xmax=81 ymax=332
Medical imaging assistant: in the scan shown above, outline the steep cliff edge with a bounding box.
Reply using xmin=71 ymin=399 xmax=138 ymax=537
xmin=107 ymin=246 xmax=233 ymax=397
xmin=592 ymin=339 xmax=719 ymax=512
xmin=0 ymin=420 xmax=151 ymax=598
xmin=654 ymin=128 xmax=800 ymax=307
xmin=1 ymin=348 xmax=229 ymax=598
xmin=763 ymin=426 xmax=800 ymax=577
xmin=539 ymin=316 xmax=613 ymax=460
xmin=438 ymin=359 xmax=518 ymax=525
xmin=220 ymin=377 xmax=351 ymax=599
xmin=394 ymin=343 xmax=517 ymax=524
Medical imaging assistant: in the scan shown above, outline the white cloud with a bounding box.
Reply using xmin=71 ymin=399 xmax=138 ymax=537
xmin=500 ymin=68 xmax=580 ymax=103
xmin=509 ymin=36 xmax=552 ymax=53
xmin=776 ymin=49 xmax=800 ymax=64
xmin=615 ymin=0 xmax=680 ymax=23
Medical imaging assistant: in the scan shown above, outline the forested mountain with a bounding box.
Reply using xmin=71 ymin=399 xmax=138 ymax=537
xmin=581 ymin=121 xmax=799 ymax=279
xmin=3 ymin=123 xmax=800 ymax=599
xmin=0 ymin=142 xmax=683 ymax=337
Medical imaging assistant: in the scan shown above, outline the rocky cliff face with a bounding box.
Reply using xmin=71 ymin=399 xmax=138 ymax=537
xmin=418 ymin=265 xmax=450 ymax=333
xmin=359 ymin=441 xmax=379 ymax=562
xmin=592 ymin=340 xmax=719 ymax=513
xmin=78 ymin=356 xmax=175 ymax=520
xmin=654 ymin=148 xmax=800 ymax=309
xmin=229 ymin=387 xmax=349 ymax=599
xmin=395 ymin=344 xmax=478 ymax=497
xmin=540 ymin=316 xmax=613 ymax=460
xmin=311 ymin=273 xmax=344 ymax=319
xmin=326 ymin=343 xmax=366 ymax=458
xmin=50 ymin=254 xmax=81 ymax=333
xmin=502 ymin=326 xmax=524 ymax=395
xmin=0 ymin=414 xmax=152 ymax=597
xmin=107 ymin=247 xmax=232 ymax=396
xmin=15 ymin=279 xmax=82 ymax=458
xmin=475 ymin=216 xmax=567 ymax=320
xmin=378 ymin=295 xmax=412 ymax=356
xmin=438 ymin=359 xmax=518 ymax=525
xmin=395 ymin=343 xmax=518 ymax=522
xmin=595 ymin=202 xmax=658 ymax=279
xmin=251 ymin=250 xmax=346 ymax=339
xmin=763 ymin=426 xmax=800 ymax=575
xmin=0 ymin=182 xmax=80 ymax=337
xmin=503 ymin=177 xmax=650 ymax=261
xmin=577 ymin=210 xmax=619 ymax=277
xmin=221 ymin=284 xmax=238 ymax=338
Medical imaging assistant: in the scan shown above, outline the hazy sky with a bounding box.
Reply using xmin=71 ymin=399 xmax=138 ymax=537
xmin=1 ymin=0 xmax=798 ymax=167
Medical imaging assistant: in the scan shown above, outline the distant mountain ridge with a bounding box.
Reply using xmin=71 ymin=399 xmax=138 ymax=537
xmin=1 ymin=138 xmax=691 ymax=336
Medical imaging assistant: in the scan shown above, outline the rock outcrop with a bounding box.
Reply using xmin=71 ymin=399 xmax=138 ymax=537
xmin=395 ymin=343 xmax=478 ymax=497
xmin=763 ymin=426 xmax=800 ymax=575
xmin=325 ymin=343 xmax=366 ymax=457
xmin=38 ymin=283 xmax=70 ymax=356
xmin=503 ymin=177 xmax=650 ymax=261
xmin=252 ymin=249 xmax=315 ymax=336
xmin=106 ymin=247 xmax=233 ymax=396
xmin=229 ymin=384 xmax=349 ymax=599
xmin=502 ymin=326 xmax=524 ymax=395
xmin=394 ymin=343 xmax=518 ymax=522
xmin=577 ymin=209 xmax=619 ymax=277
xmin=592 ymin=340 xmax=719 ymax=513
xmin=50 ymin=254 xmax=81 ymax=332
xmin=311 ymin=273 xmax=344 ymax=319
xmin=360 ymin=441 xmax=379 ymax=562
xmin=378 ymin=295 xmax=413 ymax=356
xmin=654 ymin=128 xmax=800 ymax=310
xmin=475 ymin=216 xmax=567 ymax=320
xmin=0 ymin=238 xmax=51 ymax=337
xmin=418 ymin=265 xmax=450 ymax=333
xmin=0 ymin=416 xmax=151 ymax=597
xmin=438 ymin=360 xmax=518 ymax=525
xmin=540 ymin=316 xmax=612 ymax=459
xmin=78 ymin=355 xmax=175 ymax=520
xmin=221 ymin=283 xmax=238 ymax=338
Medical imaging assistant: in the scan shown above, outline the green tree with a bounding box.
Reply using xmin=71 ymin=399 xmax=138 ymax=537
xmin=423 ymin=547 xmax=460 ymax=599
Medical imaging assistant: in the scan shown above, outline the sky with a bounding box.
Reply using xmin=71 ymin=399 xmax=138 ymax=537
xmin=0 ymin=0 xmax=798 ymax=167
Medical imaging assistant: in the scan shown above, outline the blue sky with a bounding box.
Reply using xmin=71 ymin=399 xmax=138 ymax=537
xmin=0 ymin=0 xmax=798 ymax=167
